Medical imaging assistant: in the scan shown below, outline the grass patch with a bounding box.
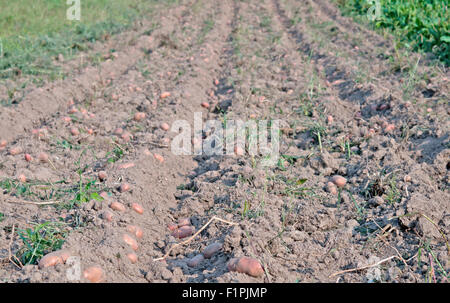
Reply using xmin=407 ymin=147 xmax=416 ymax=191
xmin=335 ymin=0 xmax=449 ymax=66
xmin=17 ymin=221 xmax=68 ymax=265
xmin=0 ymin=0 xmax=162 ymax=80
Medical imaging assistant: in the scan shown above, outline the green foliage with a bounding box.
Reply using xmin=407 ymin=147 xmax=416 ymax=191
xmin=17 ymin=221 xmax=67 ymax=265
xmin=337 ymin=0 xmax=449 ymax=65
xmin=0 ymin=0 xmax=162 ymax=79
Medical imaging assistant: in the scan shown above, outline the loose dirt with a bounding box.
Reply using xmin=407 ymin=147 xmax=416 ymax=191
xmin=0 ymin=0 xmax=448 ymax=283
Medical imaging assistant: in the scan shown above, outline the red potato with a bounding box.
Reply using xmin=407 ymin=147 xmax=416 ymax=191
xmin=70 ymin=128 xmax=80 ymax=136
xmin=123 ymin=234 xmax=139 ymax=251
xmin=249 ymin=114 xmax=257 ymax=119
xmin=127 ymin=253 xmax=138 ymax=264
xmin=234 ymin=146 xmax=244 ymax=156
xmin=187 ymin=254 xmax=204 ymax=268
xmin=327 ymin=115 xmax=334 ymax=124
xmin=38 ymin=152 xmax=49 ymax=163
xmin=98 ymin=171 xmax=107 ymax=181
xmin=153 ymin=153 xmax=164 ymax=163
xmin=117 ymin=162 xmax=135 ymax=170
xmin=24 ymin=154 xmax=32 ymax=162
xmin=119 ymin=183 xmax=131 ymax=193
xmin=114 ymin=127 xmax=124 ymax=135
xmin=384 ymin=123 xmax=395 ymax=133
xmin=227 ymin=257 xmax=264 ymax=277
xmin=86 ymin=128 xmax=94 ymax=135
xmin=9 ymin=147 xmax=23 ymax=156
xmin=177 ymin=218 xmax=190 ymax=227
xmin=214 ymin=79 xmax=219 ymax=86
xmin=0 ymin=139 xmax=8 ymax=148
xmin=171 ymin=225 xmax=194 ymax=239
xmin=134 ymin=112 xmax=146 ymax=122
xmin=18 ymin=174 xmax=27 ymax=183
xmin=111 ymin=93 xmax=119 ymax=101
xmin=160 ymin=122 xmax=170 ymax=131
xmin=110 ymin=202 xmax=126 ymax=212
xmin=38 ymin=250 xmax=71 ymax=269
xmin=68 ymin=107 xmax=78 ymax=114
xmin=202 ymin=242 xmax=222 ymax=259
xmin=127 ymin=225 xmax=144 ymax=239
xmin=121 ymin=131 xmax=132 ymax=142
xmin=160 ymin=92 xmax=171 ymax=99
xmin=167 ymin=223 xmax=178 ymax=232
xmin=131 ymin=203 xmax=144 ymax=215
xmin=326 ymin=181 xmax=338 ymax=195
xmin=101 ymin=210 xmax=113 ymax=222
xmin=201 ymin=102 xmax=210 ymax=109
xmin=330 ymin=175 xmax=347 ymax=188
xmin=83 ymin=266 xmax=103 ymax=283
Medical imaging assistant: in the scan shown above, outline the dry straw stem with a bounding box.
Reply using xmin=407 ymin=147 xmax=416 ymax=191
xmin=153 ymin=216 xmax=237 ymax=261
xmin=8 ymin=224 xmax=23 ymax=269
xmin=329 ymin=255 xmax=397 ymax=278
xmin=6 ymin=199 xmax=60 ymax=205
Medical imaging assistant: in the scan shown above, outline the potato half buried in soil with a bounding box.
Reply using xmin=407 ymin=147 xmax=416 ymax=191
xmin=227 ymin=257 xmax=264 ymax=277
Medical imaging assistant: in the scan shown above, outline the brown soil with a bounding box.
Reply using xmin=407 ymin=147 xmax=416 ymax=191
xmin=0 ymin=0 xmax=448 ymax=283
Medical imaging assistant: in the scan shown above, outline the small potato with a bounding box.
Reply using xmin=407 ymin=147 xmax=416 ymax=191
xmin=121 ymin=131 xmax=132 ymax=142
xmin=326 ymin=182 xmax=337 ymax=195
xmin=68 ymin=107 xmax=78 ymax=114
xmin=110 ymin=201 xmax=126 ymax=212
xmin=160 ymin=122 xmax=170 ymax=131
xmin=83 ymin=266 xmax=103 ymax=283
xmin=126 ymin=225 xmax=143 ymax=239
xmin=24 ymin=154 xmax=32 ymax=162
xmin=101 ymin=211 xmax=114 ymax=222
xmin=131 ymin=203 xmax=144 ymax=215
xmin=38 ymin=152 xmax=49 ymax=163
xmin=98 ymin=171 xmax=107 ymax=181
xmin=167 ymin=223 xmax=178 ymax=232
xmin=113 ymin=128 xmax=124 ymax=135
xmin=153 ymin=153 xmax=164 ymax=163
xmin=201 ymin=102 xmax=210 ymax=109
xmin=327 ymin=115 xmax=334 ymax=124
xmin=38 ymin=250 xmax=71 ymax=269
xmin=228 ymin=257 xmax=264 ymax=277
xmin=234 ymin=146 xmax=244 ymax=156
xmin=123 ymin=234 xmax=139 ymax=251
xmin=0 ymin=139 xmax=7 ymax=148
xmin=18 ymin=174 xmax=27 ymax=183
xmin=172 ymin=225 xmax=193 ymax=239
xmin=187 ymin=254 xmax=204 ymax=268
xmin=119 ymin=183 xmax=131 ymax=193
xmin=384 ymin=123 xmax=395 ymax=133
xmin=330 ymin=175 xmax=347 ymax=188
xmin=160 ymin=92 xmax=171 ymax=99
xmin=134 ymin=112 xmax=146 ymax=121
xmin=177 ymin=218 xmax=190 ymax=227
xmin=9 ymin=147 xmax=23 ymax=156
xmin=127 ymin=253 xmax=138 ymax=264
xmin=202 ymin=242 xmax=222 ymax=259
